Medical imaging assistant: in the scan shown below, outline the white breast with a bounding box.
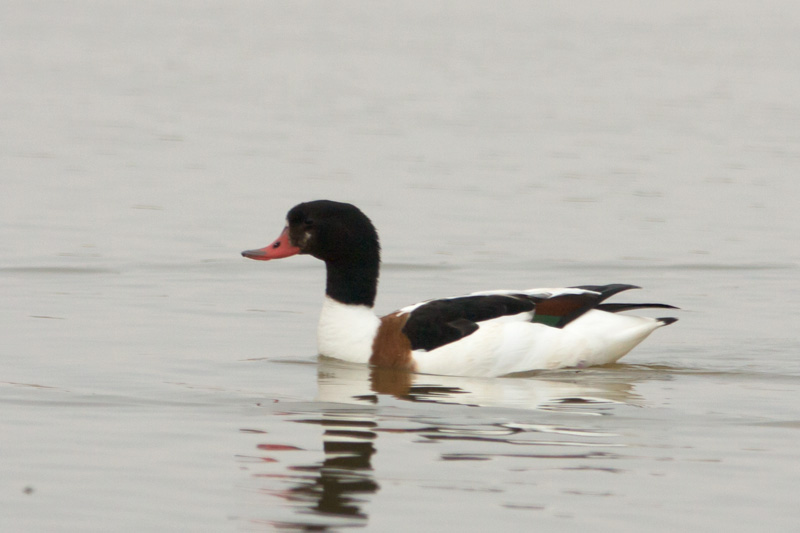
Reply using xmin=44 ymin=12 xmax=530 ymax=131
xmin=317 ymin=297 xmax=381 ymax=364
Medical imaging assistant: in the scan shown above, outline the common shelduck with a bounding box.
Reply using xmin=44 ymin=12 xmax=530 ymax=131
xmin=242 ymin=200 xmax=678 ymax=378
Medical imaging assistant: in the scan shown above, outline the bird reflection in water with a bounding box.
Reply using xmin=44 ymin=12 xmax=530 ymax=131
xmin=250 ymin=408 xmax=380 ymax=530
xmin=249 ymin=359 xmax=645 ymax=529
xmin=289 ymin=412 xmax=379 ymax=519
xmin=317 ymin=357 xmax=643 ymax=411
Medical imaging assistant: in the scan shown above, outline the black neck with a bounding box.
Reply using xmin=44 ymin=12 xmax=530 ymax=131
xmin=325 ymin=259 xmax=379 ymax=307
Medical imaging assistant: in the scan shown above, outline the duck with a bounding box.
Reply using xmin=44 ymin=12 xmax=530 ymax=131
xmin=242 ymin=200 xmax=678 ymax=378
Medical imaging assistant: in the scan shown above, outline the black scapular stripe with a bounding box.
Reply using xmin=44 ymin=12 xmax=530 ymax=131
xmin=402 ymin=294 xmax=537 ymax=351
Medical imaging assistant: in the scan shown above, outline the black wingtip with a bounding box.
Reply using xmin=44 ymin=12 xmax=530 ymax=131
xmin=657 ymin=317 xmax=679 ymax=326
xmin=597 ymin=303 xmax=681 ymax=313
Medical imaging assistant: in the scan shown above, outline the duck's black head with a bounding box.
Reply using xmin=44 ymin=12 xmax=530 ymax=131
xmin=285 ymin=200 xmax=380 ymax=265
xmin=242 ymin=200 xmax=381 ymax=307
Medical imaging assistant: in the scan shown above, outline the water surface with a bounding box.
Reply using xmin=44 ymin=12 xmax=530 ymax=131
xmin=2 ymin=1 xmax=800 ymax=531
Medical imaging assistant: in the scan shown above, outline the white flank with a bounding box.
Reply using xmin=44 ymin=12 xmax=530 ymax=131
xmin=412 ymin=309 xmax=668 ymax=377
xmin=317 ymin=296 xmax=381 ymax=364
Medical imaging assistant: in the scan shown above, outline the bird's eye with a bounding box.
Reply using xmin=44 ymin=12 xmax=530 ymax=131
xmin=304 ymin=219 xmax=314 ymax=227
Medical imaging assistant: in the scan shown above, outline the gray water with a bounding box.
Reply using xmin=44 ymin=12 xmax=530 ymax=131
xmin=2 ymin=2 xmax=800 ymax=531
